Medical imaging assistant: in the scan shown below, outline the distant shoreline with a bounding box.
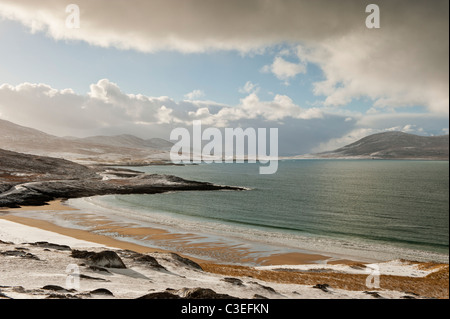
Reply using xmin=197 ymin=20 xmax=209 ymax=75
xmin=280 ymin=156 xmax=450 ymax=161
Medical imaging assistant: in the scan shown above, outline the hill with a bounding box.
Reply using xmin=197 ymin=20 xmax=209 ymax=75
xmin=0 ymin=119 xmax=172 ymax=165
xmin=75 ymin=135 xmax=173 ymax=151
xmin=315 ymin=131 xmax=449 ymax=160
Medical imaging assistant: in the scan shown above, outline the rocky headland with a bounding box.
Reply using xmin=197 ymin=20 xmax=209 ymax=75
xmin=0 ymin=148 xmax=243 ymax=208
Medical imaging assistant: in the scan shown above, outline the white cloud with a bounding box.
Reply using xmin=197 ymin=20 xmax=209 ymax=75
xmin=0 ymin=79 xmax=324 ymax=137
xmin=297 ymin=26 xmax=449 ymax=114
xmin=0 ymin=0 xmax=374 ymax=53
xmin=1 ymin=79 xmax=447 ymax=155
xmin=262 ymin=56 xmax=306 ymax=83
xmin=184 ymin=89 xmax=205 ymax=100
xmin=401 ymin=124 xmax=424 ymax=133
xmin=0 ymin=79 xmax=177 ymax=136
xmin=239 ymin=81 xmax=259 ymax=94
xmin=0 ymin=0 xmax=447 ymax=114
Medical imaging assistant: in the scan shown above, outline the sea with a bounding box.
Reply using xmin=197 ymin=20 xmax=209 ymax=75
xmin=65 ymin=160 xmax=449 ymax=264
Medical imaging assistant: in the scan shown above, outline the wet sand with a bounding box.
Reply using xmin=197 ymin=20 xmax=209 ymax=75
xmin=1 ymin=200 xmax=448 ymax=299
xmin=0 ymin=200 xmax=354 ymax=266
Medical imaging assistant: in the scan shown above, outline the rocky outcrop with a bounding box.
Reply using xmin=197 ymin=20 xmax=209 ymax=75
xmin=90 ymin=288 xmax=114 ymax=296
xmin=30 ymin=241 xmax=71 ymax=251
xmin=0 ymin=148 xmax=244 ymax=208
xmin=137 ymin=292 xmax=182 ymax=299
xmin=312 ymin=283 xmax=331 ymax=293
xmin=161 ymin=252 xmax=203 ymax=271
xmin=137 ymin=287 xmax=239 ymax=299
xmin=178 ymin=287 xmax=239 ymax=299
xmin=221 ymin=277 xmax=244 ymax=286
xmin=1 ymin=239 xmax=441 ymax=299
xmin=71 ymin=250 xmax=127 ymax=269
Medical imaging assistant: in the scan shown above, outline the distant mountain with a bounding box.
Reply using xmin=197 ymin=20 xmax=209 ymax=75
xmin=74 ymin=134 xmax=173 ymax=151
xmin=0 ymin=118 xmax=55 ymax=142
xmin=0 ymin=119 xmax=172 ymax=165
xmin=314 ymin=131 xmax=449 ymax=160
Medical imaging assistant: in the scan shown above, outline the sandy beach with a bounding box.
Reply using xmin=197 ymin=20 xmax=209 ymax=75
xmin=1 ymin=200 xmax=448 ymax=299
xmin=1 ymin=200 xmax=350 ymax=266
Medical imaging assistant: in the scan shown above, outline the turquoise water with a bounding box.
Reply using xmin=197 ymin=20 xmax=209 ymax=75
xmin=71 ymin=160 xmax=449 ymax=263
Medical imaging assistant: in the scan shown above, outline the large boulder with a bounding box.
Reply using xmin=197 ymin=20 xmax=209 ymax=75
xmin=71 ymin=250 xmax=126 ymax=269
xmin=180 ymin=287 xmax=239 ymax=299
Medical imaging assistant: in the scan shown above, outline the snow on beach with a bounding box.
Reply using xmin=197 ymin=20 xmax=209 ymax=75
xmin=256 ymin=260 xmax=441 ymax=279
xmin=1 ymin=219 xmax=448 ymax=299
xmin=0 ymin=219 xmax=105 ymax=249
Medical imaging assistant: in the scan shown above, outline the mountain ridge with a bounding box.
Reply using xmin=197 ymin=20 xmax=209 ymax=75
xmin=0 ymin=119 xmax=172 ymax=165
xmin=313 ymin=131 xmax=449 ymax=160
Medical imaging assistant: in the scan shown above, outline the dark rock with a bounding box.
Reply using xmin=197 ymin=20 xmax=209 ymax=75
xmin=72 ymin=250 xmax=126 ymax=269
xmin=45 ymin=293 xmax=80 ymax=299
xmin=1 ymin=250 xmax=24 ymax=257
xmin=71 ymin=250 xmax=96 ymax=259
xmin=249 ymin=281 xmax=277 ymax=294
xmin=182 ymin=287 xmax=239 ymax=299
xmin=364 ymin=291 xmax=384 ymax=299
xmin=1 ymin=250 xmax=39 ymax=260
xmin=134 ymin=254 xmax=166 ymax=271
xmin=312 ymin=284 xmax=330 ymax=293
xmin=88 ymin=265 xmax=111 ymax=274
xmin=221 ymin=277 xmax=244 ymax=286
xmin=30 ymin=241 xmax=71 ymax=251
xmin=80 ymin=274 xmax=108 ymax=282
xmin=90 ymin=288 xmax=114 ymax=296
xmin=142 ymin=287 xmax=239 ymax=299
xmin=24 ymin=252 xmax=40 ymax=260
xmin=137 ymin=292 xmax=181 ymax=299
xmin=167 ymin=253 xmax=203 ymax=271
xmin=252 ymin=294 xmax=269 ymax=299
xmin=88 ymin=251 xmax=126 ymax=268
xmin=0 ymin=291 xmax=11 ymax=299
xmin=42 ymin=285 xmax=74 ymax=292
xmin=12 ymin=286 xmax=26 ymax=293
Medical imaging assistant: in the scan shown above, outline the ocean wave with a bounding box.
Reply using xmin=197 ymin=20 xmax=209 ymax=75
xmin=67 ymin=196 xmax=449 ymax=264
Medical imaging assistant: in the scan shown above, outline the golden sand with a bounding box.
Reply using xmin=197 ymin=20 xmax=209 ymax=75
xmin=1 ymin=199 xmax=448 ymax=299
xmin=201 ymin=263 xmax=449 ymax=299
xmin=1 ymin=199 xmax=347 ymax=265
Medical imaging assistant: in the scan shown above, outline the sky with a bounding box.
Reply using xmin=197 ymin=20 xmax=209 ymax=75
xmin=0 ymin=0 xmax=448 ymax=155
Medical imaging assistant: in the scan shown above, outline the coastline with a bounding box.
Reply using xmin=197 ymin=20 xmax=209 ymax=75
xmin=1 ymin=200 xmax=448 ymax=299
xmin=0 ymin=200 xmax=347 ymax=266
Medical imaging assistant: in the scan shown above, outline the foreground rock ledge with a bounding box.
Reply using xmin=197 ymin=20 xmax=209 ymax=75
xmin=1 ymin=241 xmax=446 ymax=299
